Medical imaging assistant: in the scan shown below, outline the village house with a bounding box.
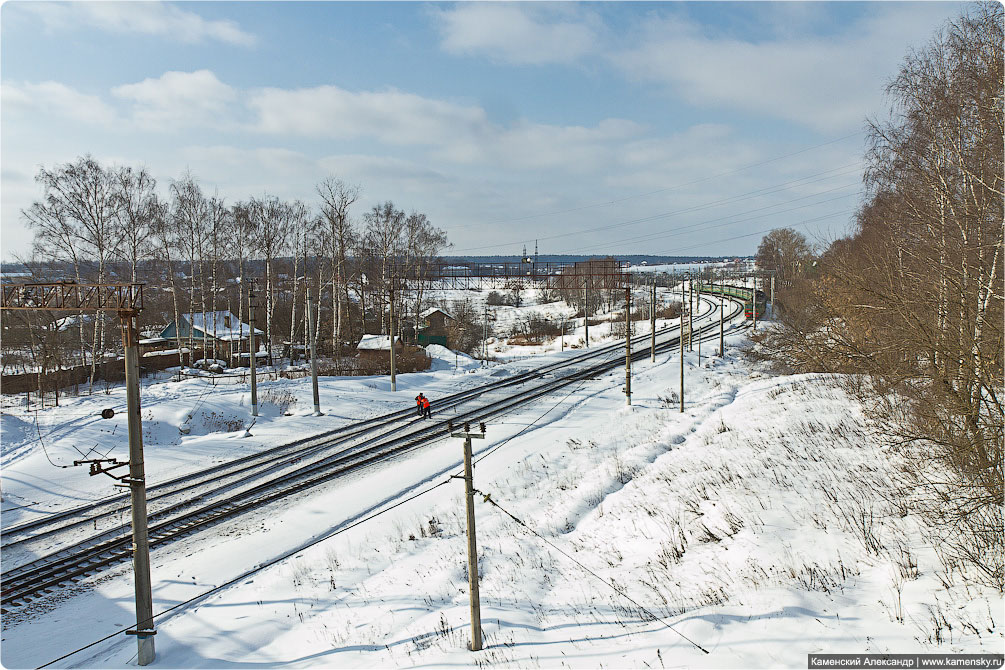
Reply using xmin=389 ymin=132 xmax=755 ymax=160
xmin=417 ymin=307 xmax=454 ymax=347
xmin=159 ymin=311 xmax=264 ymax=364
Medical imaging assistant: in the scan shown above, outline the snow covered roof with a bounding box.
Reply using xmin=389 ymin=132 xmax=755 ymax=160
xmin=356 ymin=334 xmax=401 ymax=351
xmin=420 ymin=307 xmax=454 ymax=320
xmin=183 ymin=311 xmax=263 ymax=338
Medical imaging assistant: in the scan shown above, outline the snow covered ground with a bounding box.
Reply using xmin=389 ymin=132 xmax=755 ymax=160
xmin=1 ymin=292 xmax=1001 ymax=669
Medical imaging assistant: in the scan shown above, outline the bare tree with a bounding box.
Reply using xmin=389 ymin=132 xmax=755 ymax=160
xmin=402 ymin=211 xmax=450 ymax=338
xmin=206 ymin=193 xmax=231 ymax=361
xmin=115 ymin=166 xmax=159 ymax=283
xmin=316 ymin=177 xmax=360 ymax=364
xmin=171 ymin=173 xmax=210 ymax=357
xmin=755 ymin=228 xmax=812 ymax=287
xmin=363 ymin=201 xmax=405 ymax=335
xmin=756 ymin=4 xmax=1003 ymax=587
xmin=23 ymin=156 xmax=123 ymax=387
xmin=249 ymin=196 xmax=293 ymax=363
xmin=229 ymin=202 xmax=256 ymax=363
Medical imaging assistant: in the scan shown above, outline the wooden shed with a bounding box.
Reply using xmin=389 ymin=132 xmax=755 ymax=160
xmin=356 ymin=334 xmax=404 ymax=362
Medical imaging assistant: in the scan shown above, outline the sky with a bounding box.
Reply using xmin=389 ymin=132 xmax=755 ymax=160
xmin=1 ymin=1 xmax=965 ymax=262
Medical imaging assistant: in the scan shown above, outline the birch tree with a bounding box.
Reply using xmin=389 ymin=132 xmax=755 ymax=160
xmin=316 ymin=177 xmax=360 ymax=364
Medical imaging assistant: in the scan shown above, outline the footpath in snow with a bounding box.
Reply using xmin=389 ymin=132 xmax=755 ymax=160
xmin=1 ymin=325 xmax=1002 ymax=668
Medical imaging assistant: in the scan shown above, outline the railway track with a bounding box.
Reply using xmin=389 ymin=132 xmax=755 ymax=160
xmin=1 ymin=293 xmax=745 ymax=611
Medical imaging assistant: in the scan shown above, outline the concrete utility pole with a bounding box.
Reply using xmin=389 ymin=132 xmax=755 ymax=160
xmin=121 ymin=314 xmax=156 ymax=665
xmin=697 ymin=287 xmax=701 ymax=364
xmin=249 ymin=287 xmax=259 ymax=418
xmin=625 ymin=284 xmax=631 ymax=406
xmin=719 ymin=275 xmax=724 ymax=357
xmin=449 ymin=420 xmax=487 ymax=652
xmin=680 ymin=274 xmax=685 ymax=413
xmin=482 ymin=302 xmax=488 ymax=364
xmin=770 ymin=274 xmax=775 ymax=320
xmin=307 ymin=285 xmax=322 ymax=416
xmin=650 ymin=278 xmax=656 ymax=362
xmin=583 ymin=276 xmax=589 ymax=348
xmin=688 ymin=275 xmax=694 ymax=352
xmin=752 ymin=276 xmax=757 ymax=332
xmin=389 ymin=284 xmax=397 ymax=392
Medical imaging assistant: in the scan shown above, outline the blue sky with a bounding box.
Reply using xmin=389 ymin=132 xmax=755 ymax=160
xmin=1 ymin=1 xmax=964 ymax=261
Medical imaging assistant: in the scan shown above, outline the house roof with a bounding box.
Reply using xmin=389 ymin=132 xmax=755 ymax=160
xmin=181 ymin=311 xmax=263 ymax=338
xmin=420 ymin=307 xmax=454 ymax=320
xmin=357 ymin=334 xmax=401 ymax=351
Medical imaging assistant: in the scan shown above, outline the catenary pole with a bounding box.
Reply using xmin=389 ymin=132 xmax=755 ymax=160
xmin=584 ymin=275 xmax=589 ymax=348
xmin=650 ymin=277 xmax=656 ymax=362
xmin=770 ymin=273 xmax=775 ymax=320
xmin=679 ymin=273 xmax=685 ymax=413
xmin=249 ymin=287 xmax=258 ymax=418
xmin=697 ymin=282 xmax=701 ymax=363
xmin=389 ymin=284 xmax=396 ymax=392
xmin=625 ymin=283 xmax=631 ymax=406
xmin=121 ymin=313 xmax=156 ymax=665
xmin=719 ymin=275 xmax=724 ymax=357
xmin=688 ymin=274 xmax=694 ymax=351
xmin=308 ymin=284 xmax=322 ymax=416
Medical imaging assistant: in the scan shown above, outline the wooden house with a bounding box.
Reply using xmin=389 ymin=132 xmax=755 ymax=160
xmin=356 ymin=334 xmax=404 ymax=363
xmin=417 ymin=308 xmax=454 ymax=347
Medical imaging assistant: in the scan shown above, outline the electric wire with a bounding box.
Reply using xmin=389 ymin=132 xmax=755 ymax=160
xmin=473 ymin=347 xmax=619 ymax=467
xmin=564 ymin=186 xmax=861 ymax=255
xmin=35 ymin=347 xmax=623 ymax=669
xmin=455 ymin=162 xmax=863 ymax=253
xmin=32 ymin=411 xmax=70 ymax=469
xmin=482 ymin=129 xmax=864 ymax=225
xmin=475 ymin=490 xmax=710 ymax=655
xmin=662 ymin=209 xmax=855 ymax=256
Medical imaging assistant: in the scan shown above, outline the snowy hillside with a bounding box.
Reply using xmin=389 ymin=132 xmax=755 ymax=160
xmin=1 ymin=303 xmax=1001 ymax=668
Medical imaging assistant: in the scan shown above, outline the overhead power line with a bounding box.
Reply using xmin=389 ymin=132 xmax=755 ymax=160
xmin=565 ymin=187 xmax=861 ymax=255
xmin=477 ymin=490 xmax=710 ymax=654
xmin=484 ymin=130 xmax=865 ymax=225
xmin=659 ymin=209 xmax=855 ymax=257
xmin=454 ymin=162 xmax=863 ymax=254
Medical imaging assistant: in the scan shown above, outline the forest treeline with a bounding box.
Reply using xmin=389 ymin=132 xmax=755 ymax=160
xmin=5 ymin=163 xmax=451 ymax=380
xmin=755 ymin=5 xmax=1003 ymax=588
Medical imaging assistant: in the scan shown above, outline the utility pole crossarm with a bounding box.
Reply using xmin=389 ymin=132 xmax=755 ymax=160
xmin=1 ymin=283 xmax=144 ymax=313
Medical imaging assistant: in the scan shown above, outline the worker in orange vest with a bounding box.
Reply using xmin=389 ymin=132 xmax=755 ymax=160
xmin=415 ymin=392 xmax=425 ymax=417
xmin=421 ymin=395 xmax=431 ymax=419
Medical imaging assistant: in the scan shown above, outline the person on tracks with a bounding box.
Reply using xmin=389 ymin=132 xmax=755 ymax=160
xmin=415 ymin=392 xmax=425 ymax=417
xmin=421 ymin=394 xmax=432 ymax=419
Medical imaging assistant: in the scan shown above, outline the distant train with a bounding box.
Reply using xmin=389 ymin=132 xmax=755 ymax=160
xmin=697 ymin=282 xmax=767 ymax=319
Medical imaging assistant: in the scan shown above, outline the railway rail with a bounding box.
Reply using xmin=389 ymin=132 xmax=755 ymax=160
xmin=1 ymin=291 xmax=746 ymax=611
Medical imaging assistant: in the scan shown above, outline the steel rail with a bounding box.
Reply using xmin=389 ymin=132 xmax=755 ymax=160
xmin=2 ymin=294 xmax=744 ymax=610
xmin=2 ymin=329 xmax=650 ymax=548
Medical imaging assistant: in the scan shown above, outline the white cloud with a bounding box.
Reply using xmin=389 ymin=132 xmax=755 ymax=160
xmin=248 ymin=85 xmax=488 ymax=146
xmin=2 ymin=81 xmax=117 ymax=126
xmin=247 ymin=82 xmax=643 ymax=172
xmin=112 ymin=70 xmax=237 ymax=129
xmin=21 ymin=1 xmax=256 ymax=46
xmin=609 ymin=5 xmax=959 ymax=133
xmin=434 ymin=3 xmax=600 ymax=65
